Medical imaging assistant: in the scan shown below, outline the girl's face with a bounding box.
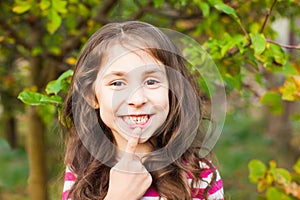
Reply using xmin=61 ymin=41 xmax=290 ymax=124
xmin=94 ymin=45 xmax=169 ymax=153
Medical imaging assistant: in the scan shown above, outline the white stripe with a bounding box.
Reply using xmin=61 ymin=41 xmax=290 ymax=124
xmin=140 ymin=197 xmax=161 ymax=200
xmin=188 ymin=170 xmax=222 ymax=188
xmin=63 ymin=180 xmax=75 ymax=192
xmin=207 ymin=188 xmax=224 ymax=200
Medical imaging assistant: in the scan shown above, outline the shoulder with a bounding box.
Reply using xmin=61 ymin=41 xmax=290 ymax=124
xmin=188 ymin=160 xmax=224 ymax=200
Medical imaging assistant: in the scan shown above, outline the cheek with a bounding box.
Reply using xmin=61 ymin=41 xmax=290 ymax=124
xmin=98 ymin=90 xmax=123 ymax=123
xmin=155 ymin=89 xmax=170 ymax=118
xmin=97 ymin=91 xmax=113 ymax=123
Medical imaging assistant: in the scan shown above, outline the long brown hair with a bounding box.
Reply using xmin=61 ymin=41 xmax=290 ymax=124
xmin=62 ymin=21 xmax=217 ymax=200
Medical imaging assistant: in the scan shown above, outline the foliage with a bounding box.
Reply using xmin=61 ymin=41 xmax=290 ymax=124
xmin=17 ymin=69 xmax=73 ymax=106
xmin=249 ymin=158 xmax=300 ymax=199
xmin=17 ymin=70 xmax=73 ymax=124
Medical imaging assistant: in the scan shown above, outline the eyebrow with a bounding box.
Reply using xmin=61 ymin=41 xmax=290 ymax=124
xmin=102 ymin=68 xmax=165 ymax=80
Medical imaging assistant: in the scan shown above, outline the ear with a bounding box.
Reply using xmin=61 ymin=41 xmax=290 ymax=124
xmin=86 ymin=94 xmax=99 ymax=109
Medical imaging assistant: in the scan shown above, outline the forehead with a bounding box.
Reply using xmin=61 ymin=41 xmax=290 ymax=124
xmin=101 ymin=44 xmax=164 ymax=74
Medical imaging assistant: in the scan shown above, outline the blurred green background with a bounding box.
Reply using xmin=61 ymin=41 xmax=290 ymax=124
xmin=1 ymin=0 xmax=300 ymax=199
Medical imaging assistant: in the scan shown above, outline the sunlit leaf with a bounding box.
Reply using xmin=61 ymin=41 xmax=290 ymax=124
xmin=47 ymin=9 xmax=62 ymax=34
xmin=17 ymin=91 xmax=63 ymax=105
xmin=12 ymin=1 xmax=32 ymax=14
xmin=214 ymin=3 xmax=238 ymax=19
xmin=46 ymin=70 xmax=73 ymax=95
xmin=40 ymin=0 xmax=51 ymax=10
xmin=279 ymin=76 xmax=300 ymax=101
xmin=266 ymin=187 xmax=292 ymax=200
xmin=199 ymin=2 xmax=210 ymax=17
xmin=18 ymin=91 xmax=47 ymax=106
xmin=250 ymin=33 xmax=266 ymax=55
xmin=52 ymin=0 xmax=68 ymax=14
xmin=249 ymin=159 xmax=267 ymax=183
xmin=272 ymin=168 xmax=291 ymax=185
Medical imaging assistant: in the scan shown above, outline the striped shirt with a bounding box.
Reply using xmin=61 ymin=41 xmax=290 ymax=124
xmin=62 ymin=161 xmax=224 ymax=200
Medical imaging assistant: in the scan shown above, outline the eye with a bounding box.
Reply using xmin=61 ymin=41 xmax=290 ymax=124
xmin=145 ymin=79 xmax=160 ymax=88
xmin=110 ymin=80 xmax=125 ymax=88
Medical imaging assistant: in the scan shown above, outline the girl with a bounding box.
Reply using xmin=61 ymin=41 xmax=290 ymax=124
xmin=62 ymin=21 xmax=224 ymax=200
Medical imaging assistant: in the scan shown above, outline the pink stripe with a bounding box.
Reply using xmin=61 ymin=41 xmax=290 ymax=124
xmin=186 ymin=168 xmax=212 ymax=179
xmin=65 ymin=172 xmax=76 ymax=181
xmin=143 ymin=187 xmax=160 ymax=197
xmin=200 ymin=168 xmax=213 ymax=178
xmin=187 ymin=172 xmax=193 ymax=178
xmin=192 ymin=179 xmax=223 ymax=198
xmin=192 ymin=188 xmax=205 ymax=199
xmin=208 ymin=179 xmax=223 ymax=194
xmin=62 ymin=190 xmax=70 ymax=200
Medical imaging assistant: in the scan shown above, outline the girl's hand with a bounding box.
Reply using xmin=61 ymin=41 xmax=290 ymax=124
xmin=104 ymin=128 xmax=152 ymax=200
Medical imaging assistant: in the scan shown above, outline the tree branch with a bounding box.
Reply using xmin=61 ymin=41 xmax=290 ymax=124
xmin=267 ymin=39 xmax=300 ymax=50
xmin=260 ymin=0 xmax=278 ymax=33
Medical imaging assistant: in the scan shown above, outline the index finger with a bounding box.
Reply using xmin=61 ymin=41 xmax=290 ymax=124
xmin=125 ymin=127 xmax=142 ymax=154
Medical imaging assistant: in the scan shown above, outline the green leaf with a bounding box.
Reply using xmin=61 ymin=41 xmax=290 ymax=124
xmin=17 ymin=91 xmax=63 ymax=106
xmin=272 ymin=168 xmax=291 ymax=185
xmin=199 ymin=2 xmax=210 ymax=17
xmin=41 ymin=95 xmax=63 ymax=104
xmin=214 ymin=3 xmax=238 ymax=19
xmin=250 ymin=33 xmax=266 ymax=54
xmin=279 ymin=76 xmax=300 ymax=101
xmin=47 ymin=9 xmax=62 ymax=34
xmin=52 ymin=0 xmax=68 ymax=14
xmin=12 ymin=1 xmax=32 ymax=14
xmin=45 ymin=70 xmax=73 ymax=95
xmin=266 ymin=187 xmax=292 ymax=200
xmin=18 ymin=91 xmax=47 ymax=106
xmin=40 ymin=0 xmax=51 ymax=10
xmin=249 ymin=159 xmax=267 ymax=183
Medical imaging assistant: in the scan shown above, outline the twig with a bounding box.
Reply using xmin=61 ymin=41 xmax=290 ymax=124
xmin=267 ymin=39 xmax=300 ymax=50
xmin=260 ymin=0 xmax=278 ymax=33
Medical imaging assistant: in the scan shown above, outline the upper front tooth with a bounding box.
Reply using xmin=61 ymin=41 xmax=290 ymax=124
xmin=129 ymin=116 xmax=147 ymax=123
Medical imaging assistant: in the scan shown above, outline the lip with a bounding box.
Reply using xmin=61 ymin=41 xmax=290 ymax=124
xmin=120 ymin=114 xmax=153 ymax=129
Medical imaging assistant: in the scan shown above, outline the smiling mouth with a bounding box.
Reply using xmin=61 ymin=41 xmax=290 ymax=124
xmin=123 ymin=115 xmax=150 ymax=126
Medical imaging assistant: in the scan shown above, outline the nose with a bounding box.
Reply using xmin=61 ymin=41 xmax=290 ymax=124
xmin=127 ymin=86 xmax=147 ymax=107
